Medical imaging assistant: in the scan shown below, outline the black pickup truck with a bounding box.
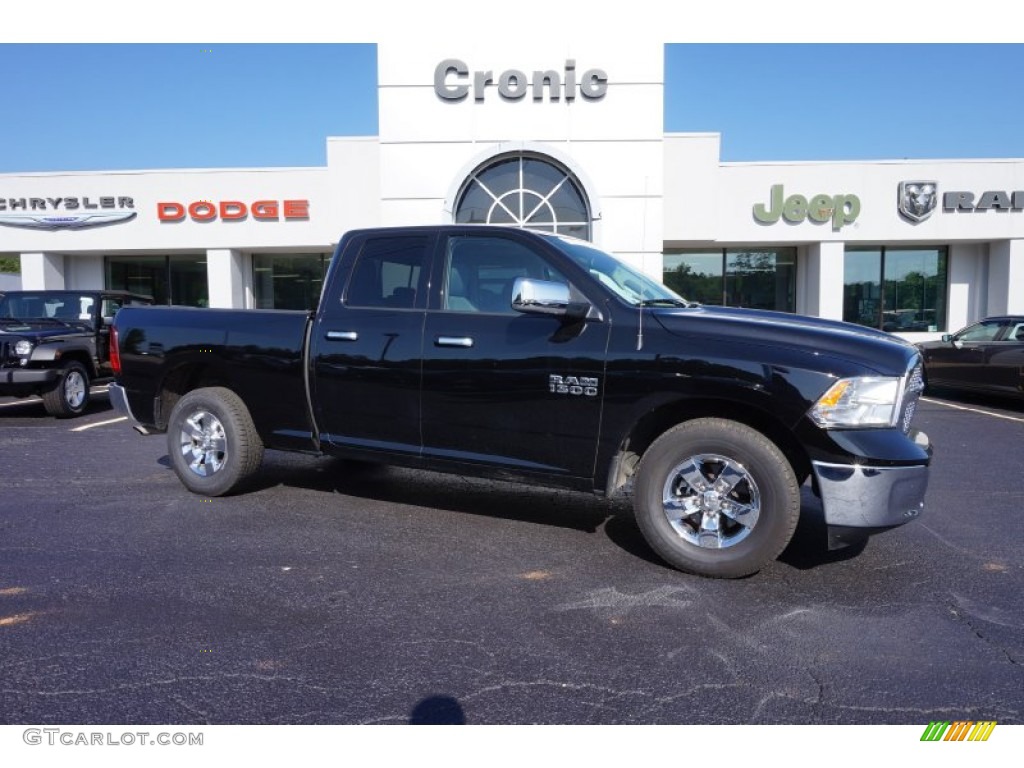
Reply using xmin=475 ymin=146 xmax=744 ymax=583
xmin=0 ymin=290 xmax=152 ymax=417
xmin=110 ymin=225 xmax=931 ymax=577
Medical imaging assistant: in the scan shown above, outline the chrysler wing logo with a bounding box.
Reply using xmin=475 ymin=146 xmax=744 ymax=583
xmin=898 ymin=181 xmax=938 ymax=223
xmin=0 ymin=211 xmax=138 ymax=231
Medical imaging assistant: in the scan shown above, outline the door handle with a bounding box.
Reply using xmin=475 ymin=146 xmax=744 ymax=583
xmin=435 ymin=336 xmax=474 ymax=348
xmin=325 ymin=331 xmax=359 ymax=341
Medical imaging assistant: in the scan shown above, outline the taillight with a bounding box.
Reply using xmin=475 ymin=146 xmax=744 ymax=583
xmin=110 ymin=324 xmax=121 ymax=376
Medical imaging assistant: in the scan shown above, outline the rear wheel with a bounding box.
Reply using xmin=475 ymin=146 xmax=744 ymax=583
xmin=166 ymin=387 xmax=264 ymax=496
xmin=42 ymin=361 xmax=90 ymax=418
xmin=633 ymin=418 xmax=800 ymax=578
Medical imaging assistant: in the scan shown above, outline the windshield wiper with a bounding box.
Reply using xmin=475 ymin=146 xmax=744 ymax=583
xmin=7 ymin=317 xmax=70 ymax=326
xmin=638 ymin=298 xmax=693 ymax=308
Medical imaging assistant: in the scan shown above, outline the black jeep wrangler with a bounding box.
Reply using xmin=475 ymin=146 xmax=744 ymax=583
xmin=0 ymin=290 xmax=153 ymax=417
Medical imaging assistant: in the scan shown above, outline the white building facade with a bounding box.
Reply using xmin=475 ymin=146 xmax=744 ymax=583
xmin=2 ymin=42 xmax=1022 ymax=339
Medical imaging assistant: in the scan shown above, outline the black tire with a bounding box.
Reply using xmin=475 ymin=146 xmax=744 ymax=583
xmin=633 ymin=418 xmax=800 ymax=578
xmin=166 ymin=387 xmax=264 ymax=496
xmin=41 ymin=361 xmax=91 ymax=418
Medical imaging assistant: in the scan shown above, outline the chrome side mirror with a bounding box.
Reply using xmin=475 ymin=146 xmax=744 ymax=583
xmin=511 ymin=278 xmax=597 ymax=322
xmin=511 ymin=278 xmax=571 ymax=317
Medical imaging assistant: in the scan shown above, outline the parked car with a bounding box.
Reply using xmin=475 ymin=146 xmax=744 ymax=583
xmin=916 ymin=316 xmax=1024 ymax=398
xmin=0 ymin=290 xmax=153 ymax=417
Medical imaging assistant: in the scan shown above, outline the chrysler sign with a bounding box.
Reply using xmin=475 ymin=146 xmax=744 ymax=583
xmin=0 ymin=195 xmax=136 ymax=230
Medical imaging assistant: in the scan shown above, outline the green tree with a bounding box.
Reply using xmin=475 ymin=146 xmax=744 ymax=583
xmin=666 ymin=262 xmax=722 ymax=305
xmin=0 ymin=255 xmax=20 ymax=274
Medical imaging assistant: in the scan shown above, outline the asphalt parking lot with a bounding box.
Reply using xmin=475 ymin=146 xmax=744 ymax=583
xmin=1 ymin=387 xmax=1022 ymax=726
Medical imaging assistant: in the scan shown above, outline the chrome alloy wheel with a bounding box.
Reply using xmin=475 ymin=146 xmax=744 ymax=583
xmin=661 ymin=453 xmax=761 ymax=549
xmin=63 ymin=369 xmax=87 ymax=409
xmin=179 ymin=410 xmax=228 ymax=477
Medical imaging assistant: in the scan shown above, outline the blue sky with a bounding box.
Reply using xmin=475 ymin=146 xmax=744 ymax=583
xmin=2 ymin=42 xmax=1022 ymax=173
xmin=665 ymin=44 xmax=1024 ymax=161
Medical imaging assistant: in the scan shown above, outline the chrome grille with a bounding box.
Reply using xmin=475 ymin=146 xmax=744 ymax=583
xmin=899 ymin=360 xmax=925 ymax=433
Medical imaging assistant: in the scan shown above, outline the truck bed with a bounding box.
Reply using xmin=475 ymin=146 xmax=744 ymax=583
xmin=114 ymin=306 xmax=316 ymax=451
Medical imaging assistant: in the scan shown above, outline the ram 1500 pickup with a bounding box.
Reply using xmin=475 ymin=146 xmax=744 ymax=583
xmin=109 ymin=225 xmax=931 ymax=578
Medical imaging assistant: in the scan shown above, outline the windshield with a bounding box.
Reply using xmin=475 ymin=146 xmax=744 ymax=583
xmin=0 ymin=292 xmax=98 ymax=324
xmin=548 ymin=236 xmax=694 ymax=307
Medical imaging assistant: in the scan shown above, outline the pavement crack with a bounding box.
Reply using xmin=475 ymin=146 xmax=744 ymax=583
xmin=917 ymin=523 xmax=983 ymax=561
xmin=554 ymin=585 xmax=696 ymax=616
xmin=169 ymin=694 xmax=211 ymax=723
xmin=947 ymin=594 xmax=1022 ymax=666
xmin=0 ymin=672 xmax=348 ymax=699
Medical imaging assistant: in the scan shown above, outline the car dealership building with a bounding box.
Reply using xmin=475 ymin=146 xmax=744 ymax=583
xmin=2 ymin=42 xmax=1022 ymax=338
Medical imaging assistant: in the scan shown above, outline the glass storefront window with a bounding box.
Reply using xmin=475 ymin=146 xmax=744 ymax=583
xmin=107 ymin=255 xmax=167 ymax=303
xmin=843 ymin=248 xmax=881 ymax=327
xmin=664 ymin=251 xmax=723 ymax=305
xmin=252 ymin=253 xmax=328 ymax=310
xmin=169 ymin=255 xmax=209 ymax=308
xmin=663 ymin=248 xmax=797 ymax=312
xmin=726 ymin=249 xmax=795 ymax=311
xmin=844 ymin=247 xmax=947 ymax=332
xmin=106 ymin=254 xmax=208 ymax=307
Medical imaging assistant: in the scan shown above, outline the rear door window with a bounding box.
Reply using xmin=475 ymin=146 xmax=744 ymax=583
xmin=344 ymin=235 xmax=431 ymax=309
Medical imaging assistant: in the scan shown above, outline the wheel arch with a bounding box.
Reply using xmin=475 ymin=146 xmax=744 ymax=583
xmin=52 ymin=349 xmax=98 ymax=379
xmin=603 ymin=396 xmax=811 ymax=497
xmin=153 ymin=360 xmax=237 ymax=431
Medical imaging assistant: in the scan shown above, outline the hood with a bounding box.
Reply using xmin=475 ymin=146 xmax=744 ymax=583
xmin=0 ymin=318 xmax=92 ymax=339
xmin=914 ymin=338 xmax=951 ymax=353
xmin=653 ymin=305 xmax=918 ymax=376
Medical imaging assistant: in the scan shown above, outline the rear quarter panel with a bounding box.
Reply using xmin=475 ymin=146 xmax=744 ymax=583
xmin=114 ymin=306 xmax=314 ymax=449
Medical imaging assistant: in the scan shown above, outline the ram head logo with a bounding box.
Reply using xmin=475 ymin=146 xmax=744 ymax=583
xmin=898 ymin=181 xmax=938 ymax=223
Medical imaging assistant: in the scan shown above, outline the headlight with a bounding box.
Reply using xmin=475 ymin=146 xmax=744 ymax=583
xmin=808 ymin=376 xmax=901 ymax=428
xmin=14 ymin=340 xmax=33 ymax=356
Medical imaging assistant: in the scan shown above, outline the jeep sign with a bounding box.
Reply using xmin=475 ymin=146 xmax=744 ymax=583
xmin=753 ymin=185 xmax=860 ymax=231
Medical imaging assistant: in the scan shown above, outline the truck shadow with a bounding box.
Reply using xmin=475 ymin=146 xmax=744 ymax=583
xmin=257 ymin=455 xmax=619 ymax=535
xmin=248 ymin=455 xmax=868 ymax=574
xmin=777 ymin=488 xmax=868 ymax=570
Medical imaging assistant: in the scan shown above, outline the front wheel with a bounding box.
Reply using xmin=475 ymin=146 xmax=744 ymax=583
xmin=633 ymin=418 xmax=800 ymax=578
xmin=42 ymin=361 xmax=90 ymax=418
xmin=166 ymin=387 xmax=264 ymax=496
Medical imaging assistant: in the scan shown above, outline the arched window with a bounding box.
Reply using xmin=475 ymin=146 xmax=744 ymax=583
xmin=454 ymin=153 xmax=591 ymax=240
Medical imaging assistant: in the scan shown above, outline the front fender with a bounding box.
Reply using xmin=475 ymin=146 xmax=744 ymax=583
xmin=28 ymin=342 xmax=98 ymax=376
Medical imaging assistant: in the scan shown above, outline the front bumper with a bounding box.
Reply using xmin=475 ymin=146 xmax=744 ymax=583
xmin=812 ymin=429 xmax=930 ymax=547
xmin=0 ymin=367 xmax=61 ymax=387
